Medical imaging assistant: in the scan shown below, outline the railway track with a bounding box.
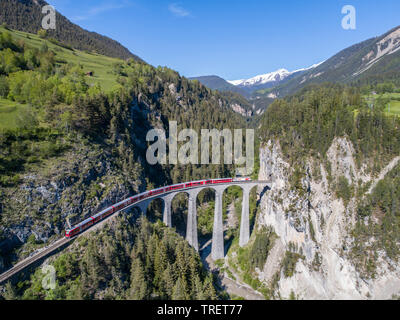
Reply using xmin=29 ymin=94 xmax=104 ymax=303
xmin=0 ymin=179 xmax=271 ymax=286
xmin=0 ymin=237 xmax=71 ymax=285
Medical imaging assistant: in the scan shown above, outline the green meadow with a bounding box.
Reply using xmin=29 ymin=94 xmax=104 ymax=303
xmin=379 ymin=93 xmax=400 ymax=116
xmin=0 ymin=26 xmax=123 ymax=92
xmin=363 ymin=92 xmax=400 ymax=117
xmin=385 ymin=100 xmax=400 ymax=116
xmin=0 ymin=26 xmax=129 ymax=131
xmin=0 ymin=98 xmax=30 ymax=130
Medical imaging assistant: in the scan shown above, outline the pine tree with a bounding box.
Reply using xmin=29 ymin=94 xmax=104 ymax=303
xmin=192 ymin=275 xmax=205 ymax=300
xmin=162 ymin=263 xmax=175 ymax=298
xmin=154 ymin=240 xmax=168 ymax=289
xmin=175 ymin=242 xmax=188 ymax=278
xmin=172 ymin=276 xmax=188 ymax=300
xmin=203 ymin=275 xmax=217 ymax=300
xmin=129 ymin=258 xmax=149 ymax=300
xmin=3 ymin=281 xmax=18 ymax=300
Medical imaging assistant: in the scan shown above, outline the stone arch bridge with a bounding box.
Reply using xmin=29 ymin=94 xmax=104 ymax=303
xmin=0 ymin=180 xmax=270 ymax=285
xmin=130 ymin=181 xmax=270 ymax=260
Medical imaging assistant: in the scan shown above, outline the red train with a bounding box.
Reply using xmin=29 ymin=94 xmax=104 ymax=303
xmin=65 ymin=177 xmax=251 ymax=238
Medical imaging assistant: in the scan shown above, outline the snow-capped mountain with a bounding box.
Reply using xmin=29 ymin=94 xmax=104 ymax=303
xmin=227 ymin=62 xmax=323 ymax=89
xmin=228 ymin=68 xmax=292 ymax=87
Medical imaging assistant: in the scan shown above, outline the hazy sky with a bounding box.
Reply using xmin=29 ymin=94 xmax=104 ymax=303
xmin=48 ymin=0 xmax=400 ymax=80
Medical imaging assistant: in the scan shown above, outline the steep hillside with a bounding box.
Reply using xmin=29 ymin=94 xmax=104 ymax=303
xmin=189 ymin=76 xmax=257 ymax=116
xmin=273 ymin=26 xmax=400 ymax=97
xmin=252 ymin=138 xmax=400 ymax=299
xmin=0 ymin=0 xmax=142 ymax=61
xmin=3 ymin=216 xmax=220 ymax=300
xmin=0 ymin=25 xmax=128 ymax=91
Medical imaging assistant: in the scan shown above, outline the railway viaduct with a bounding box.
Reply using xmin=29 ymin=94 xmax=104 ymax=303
xmin=132 ymin=180 xmax=270 ymax=260
xmin=0 ymin=180 xmax=270 ymax=284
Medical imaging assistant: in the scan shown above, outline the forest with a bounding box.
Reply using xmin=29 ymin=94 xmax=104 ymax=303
xmin=259 ymin=83 xmax=400 ymax=172
xmin=3 ymin=216 xmax=219 ymax=300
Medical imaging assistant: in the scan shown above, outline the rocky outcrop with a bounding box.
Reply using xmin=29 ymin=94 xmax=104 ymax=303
xmin=230 ymin=103 xmax=253 ymax=117
xmin=0 ymin=146 xmax=145 ymax=270
xmin=256 ymin=138 xmax=400 ymax=299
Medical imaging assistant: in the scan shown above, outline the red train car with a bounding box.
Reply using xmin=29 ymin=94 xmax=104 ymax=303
xmin=65 ymin=177 xmax=251 ymax=238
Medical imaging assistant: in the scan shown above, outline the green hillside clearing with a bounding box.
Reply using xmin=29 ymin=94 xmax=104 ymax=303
xmin=0 ymin=98 xmax=29 ymax=129
xmin=0 ymin=26 xmax=124 ymax=91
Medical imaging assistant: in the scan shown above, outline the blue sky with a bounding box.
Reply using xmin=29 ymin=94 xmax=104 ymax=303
xmin=48 ymin=0 xmax=400 ymax=80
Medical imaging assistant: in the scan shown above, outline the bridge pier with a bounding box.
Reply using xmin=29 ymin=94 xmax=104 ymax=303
xmin=239 ymin=186 xmax=251 ymax=247
xmin=211 ymin=186 xmax=226 ymax=260
xmin=186 ymin=190 xmax=200 ymax=251
xmin=162 ymin=193 xmax=175 ymax=227
xmin=0 ymin=180 xmax=271 ymax=285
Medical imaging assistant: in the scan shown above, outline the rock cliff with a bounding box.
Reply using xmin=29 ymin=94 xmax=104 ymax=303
xmin=256 ymin=138 xmax=400 ymax=299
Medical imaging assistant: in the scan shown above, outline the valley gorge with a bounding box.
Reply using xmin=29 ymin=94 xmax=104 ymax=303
xmin=1 ymin=0 xmax=400 ymax=302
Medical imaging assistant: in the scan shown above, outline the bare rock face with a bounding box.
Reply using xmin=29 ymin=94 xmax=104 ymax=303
xmin=256 ymin=138 xmax=400 ymax=299
xmin=0 ymin=147 xmax=144 ymax=269
xmin=230 ymin=103 xmax=253 ymax=117
xmin=357 ymin=27 xmax=400 ymax=76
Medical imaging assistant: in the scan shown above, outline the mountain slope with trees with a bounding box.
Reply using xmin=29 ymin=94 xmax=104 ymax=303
xmin=189 ymin=75 xmax=250 ymax=98
xmin=0 ymin=26 xmax=250 ymax=299
xmin=202 ymin=25 xmax=400 ymax=114
xmin=271 ymin=26 xmax=400 ymax=98
xmin=0 ymin=0 xmax=142 ymax=61
xmin=223 ymin=83 xmax=400 ymax=299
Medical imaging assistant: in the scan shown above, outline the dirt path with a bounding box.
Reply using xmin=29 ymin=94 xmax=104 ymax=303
xmin=221 ymin=276 xmax=265 ymax=300
xmin=368 ymin=156 xmax=400 ymax=194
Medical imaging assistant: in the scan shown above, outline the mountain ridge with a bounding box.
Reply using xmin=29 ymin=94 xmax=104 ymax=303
xmin=272 ymin=25 xmax=400 ymax=97
xmin=227 ymin=62 xmax=323 ymax=88
xmin=191 ymin=25 xmax=400 ymax=110
xmin=0 ymin=0 xmax=143 ymax=61
xmin=188 ymin=75 xmax=250 ymax=98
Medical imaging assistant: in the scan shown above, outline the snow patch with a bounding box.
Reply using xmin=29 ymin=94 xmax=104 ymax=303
xmin=228 ymin=61 xmax=324 ymax=87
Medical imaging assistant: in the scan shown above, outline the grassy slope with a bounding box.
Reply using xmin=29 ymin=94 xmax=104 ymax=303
xmin=385 ymin=100 xmax=400 ymax=116
xmin=380 ymin=93 xmax=400 ymax=116
xmin=363 ymin=92 xmax=400 ymax=116
xmin=0 ymin=26 xmax=126 ymax=130
xmin=0 ymin=26 xmax=123 ymax=91
xmin=0 ymin=98 xmax=29 ymax=129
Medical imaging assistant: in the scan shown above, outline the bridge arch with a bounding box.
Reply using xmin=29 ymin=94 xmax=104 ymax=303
xmin=125 ymin=182 xmax=268 ymax=260
xmin=160 ymin=190 xmax=188 ymax=228
xmin=145 ymin=197 xmax=165 ymax=222
xmin=0 ymin=180 xmax=271 ymax=285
